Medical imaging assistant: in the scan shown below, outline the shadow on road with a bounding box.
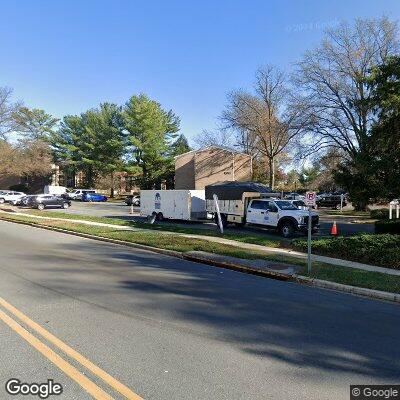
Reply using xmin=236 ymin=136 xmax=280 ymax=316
xmin=25 ymin=238 xmax=400 ymax=382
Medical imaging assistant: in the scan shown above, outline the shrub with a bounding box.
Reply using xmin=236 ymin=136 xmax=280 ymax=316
xmin=375 ymin=220 xmax=400 ymax=234
xmin=8 ymin=183 xmax=30 ymax=193
xmin=370 ymin=209 xmax=390 ymax=220
xmin=292 ymin=234 xmax=400 ymax=269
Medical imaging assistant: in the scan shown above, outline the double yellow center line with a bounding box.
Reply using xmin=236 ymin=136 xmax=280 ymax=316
xmin=0 ymin=296 xmax=143 ymax=400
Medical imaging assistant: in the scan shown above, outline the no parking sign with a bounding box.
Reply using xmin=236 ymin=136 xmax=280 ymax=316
xmin=305 ymin=191 xmax=316 ymax=207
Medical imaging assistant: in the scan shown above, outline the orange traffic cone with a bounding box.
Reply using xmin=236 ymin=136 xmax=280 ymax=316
xmin=330 ymin=221 xmax=338 ymax=236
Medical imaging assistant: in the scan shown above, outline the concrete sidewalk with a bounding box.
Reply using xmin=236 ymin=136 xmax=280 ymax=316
xmin=2 ymin=209 xmax=399 ymax=277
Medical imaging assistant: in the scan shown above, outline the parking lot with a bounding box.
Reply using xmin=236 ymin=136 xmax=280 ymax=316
xmin=36 ymin=200 xmax=375 ymax=237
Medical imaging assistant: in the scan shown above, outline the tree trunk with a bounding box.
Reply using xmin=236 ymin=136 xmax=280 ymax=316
xmin=354 ymin=200 xmax=368 ymax=212
xmin=110 ymin=172 xmax=115 ymax=198
xmin=85 ymin=166 xmax=95 ymax=188
xmin=268 ymin=157 xmax=275 ymax=190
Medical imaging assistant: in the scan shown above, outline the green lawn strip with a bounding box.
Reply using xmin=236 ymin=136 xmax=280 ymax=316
xmin=324 ymin=210 xmax=370 ymax=217
xmin=0 ymin=213 xmax=292 ymax=261
xmin=2 ymin=213 xmax=400 ymax=294
xmin=296 ymin=262 xmax=400 ymax=294
xmin=19 ymin=210 xmax=282 ymax=248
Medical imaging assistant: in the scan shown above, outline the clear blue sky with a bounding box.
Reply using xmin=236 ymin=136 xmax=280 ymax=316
xmin=1 ymin=0 xmax=399 ymax=144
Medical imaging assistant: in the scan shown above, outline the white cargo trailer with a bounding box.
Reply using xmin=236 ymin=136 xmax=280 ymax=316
xmin=140 ymin=190 xmax=206 ymax=221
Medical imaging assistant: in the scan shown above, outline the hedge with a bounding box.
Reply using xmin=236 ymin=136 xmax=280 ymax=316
xmin=370 ymin=209 xmax=390 ymax=220
xmin=292 ymin=234 xmax=400 ymax=269
xmin=375 ymin=219 xmax=400 ymax=234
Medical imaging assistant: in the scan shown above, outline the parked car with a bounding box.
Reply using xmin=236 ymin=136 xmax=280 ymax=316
xmin=82 ymin=193 xmax=108 ymax=202
xmin=124 ymin=195 xmax=140 ymax=206
xmin=67 ymin=189 xmax=96 ymax=200
xmin=14 ymin=195 xmax=36 ymax=206
xmin=289 ymin=200 xmax=308 ymax=210
xmin=0 ymin=191 xmax=26 ymax=204
xmin=31 ymin=195 xmax=71 ymax=210
xmin=284 ymin=192 xmax=305 ymax=201
xmin=316 ymin=194 xmax=347 ymax=209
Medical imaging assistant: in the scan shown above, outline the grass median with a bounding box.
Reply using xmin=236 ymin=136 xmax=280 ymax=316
xmin=1 ymin=212 xmax=400 ymax=295
xmin=17 ymin=209 xmax=283 ymax=248
xmin=323 ymin=210 xmax=371 ymax=217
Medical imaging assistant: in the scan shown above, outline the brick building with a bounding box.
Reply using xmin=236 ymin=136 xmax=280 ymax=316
xmin=174 ymin=146 xmax=252 ymax=190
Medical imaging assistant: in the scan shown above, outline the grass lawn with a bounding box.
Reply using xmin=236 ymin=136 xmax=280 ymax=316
xmin=19 ymin=209 xmax=283 ymax=248
xmin=324 ymin=210 xmax=371 ymax=217
xmin=1 ymin=213 xmax=400 ymax=295
xmin=296 ymin=263 xmax=400 ymax=294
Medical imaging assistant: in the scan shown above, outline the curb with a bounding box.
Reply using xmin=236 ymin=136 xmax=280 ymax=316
xmin=2 ymin=209 xmax=397 ymax=276
xmin=296 ymin=275 xmax=400 ymax=303
xmin=1 ymin=215 xmax=399 ymax=304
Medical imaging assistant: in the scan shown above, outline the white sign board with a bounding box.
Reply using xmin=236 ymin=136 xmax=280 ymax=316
xmin=305 ymin=191 xmax=316 ymax=207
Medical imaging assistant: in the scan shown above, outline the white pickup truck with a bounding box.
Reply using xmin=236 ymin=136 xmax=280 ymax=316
xmin=205 ymin=182 xmax=319 ymax=237
xmin=244 ymin=198 xmax=318 ymax=237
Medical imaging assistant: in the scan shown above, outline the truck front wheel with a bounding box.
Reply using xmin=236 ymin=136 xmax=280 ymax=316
xmin=279 ymin=221 xmax=295 ymax=238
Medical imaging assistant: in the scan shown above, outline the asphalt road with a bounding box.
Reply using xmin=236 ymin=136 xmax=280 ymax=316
xmin=0 ymin=220 xmax=399 ymax=400
xmin=45 ymin=201 xmax=375 ymax=236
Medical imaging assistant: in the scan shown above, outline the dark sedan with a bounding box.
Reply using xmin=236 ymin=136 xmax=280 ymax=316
xmin=316 ymin=194 xmax=347 ymax=209
xmin=31 ymin=195 xmax=71 ymax=210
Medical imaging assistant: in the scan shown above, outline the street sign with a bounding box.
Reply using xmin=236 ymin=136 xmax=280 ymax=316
xmin=305 ymin=191 xmax=316 ymax=275
xmin=305 ymin=191 xmax=316 ymax=207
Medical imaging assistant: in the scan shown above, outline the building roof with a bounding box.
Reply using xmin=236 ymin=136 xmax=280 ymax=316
xmin=174 ymin=145 xmax=251 ymax=160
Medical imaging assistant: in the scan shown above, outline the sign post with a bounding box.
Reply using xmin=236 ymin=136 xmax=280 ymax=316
xmin=213 ymin=194 xmax=224 ymax=234
xmin=305 ymin=191 xmax=317 ymax=275
xmin=389 ymin=199 xmax=399 ymax=220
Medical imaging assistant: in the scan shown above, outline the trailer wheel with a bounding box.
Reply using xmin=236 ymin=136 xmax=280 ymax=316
xmin=147 ymin=213 xmax=157 ymax=224
xmin=157 ymin=212 xmax=164 ymax=221
xmin=214 ymin=213 xmax=228 ymax=228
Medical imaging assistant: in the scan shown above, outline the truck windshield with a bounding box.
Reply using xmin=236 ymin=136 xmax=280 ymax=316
xmin=275 ymin=201 xmax=299 ymax=210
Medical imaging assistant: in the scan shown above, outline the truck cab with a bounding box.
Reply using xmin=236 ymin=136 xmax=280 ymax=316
xmin=246 ymin=199 xmax=319 ymax=238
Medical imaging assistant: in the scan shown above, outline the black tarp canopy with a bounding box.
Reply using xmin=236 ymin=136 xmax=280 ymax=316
xmin=205 ymin=181 xmax=276 ymax=200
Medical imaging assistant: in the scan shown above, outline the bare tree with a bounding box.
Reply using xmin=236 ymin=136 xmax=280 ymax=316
xmin=0 ymin=87 xmax=21 ymax=139
xmin=0 ymin=139 xmax=18 ymax=176
xmin=193 ymin=128 xmax=235 ymax=149
xmin=0 ymin=138 xmax=52 ymax=178
xmin=294 ymin=17 xmax=399 ymax=158
xmin=221 ymin=66 xmax=309 ymax=189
